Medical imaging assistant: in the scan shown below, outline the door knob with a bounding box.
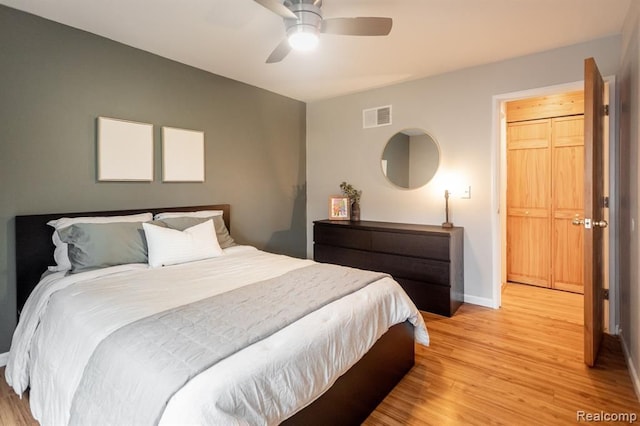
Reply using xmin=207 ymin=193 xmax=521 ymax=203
xmin=572 ymin=216 xmax=608 ymax=228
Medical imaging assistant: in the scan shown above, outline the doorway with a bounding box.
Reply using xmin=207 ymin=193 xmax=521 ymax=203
xmin=505 ymin=91 xmax=586 ymax=293
xmin=492 ymin=79 xmax=616 ymax=333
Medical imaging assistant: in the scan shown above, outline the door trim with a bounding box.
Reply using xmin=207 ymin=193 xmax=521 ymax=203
xmin=491 ymin=78 xmax=618 ymax=333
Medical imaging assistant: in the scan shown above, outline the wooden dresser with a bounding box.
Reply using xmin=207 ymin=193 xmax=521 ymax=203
xmin=313 ymin=220 xmax=464 ymax=316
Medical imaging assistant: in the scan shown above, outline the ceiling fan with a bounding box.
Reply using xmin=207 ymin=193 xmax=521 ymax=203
xmin=254 ymin=0 xmax=393 ymax=63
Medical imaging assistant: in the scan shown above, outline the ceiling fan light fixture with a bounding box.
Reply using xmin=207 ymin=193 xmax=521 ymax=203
xmin=260 ymin=0 xmax=392 ymax=63
xmin=287 ymin=27 xmax=319 ymax=51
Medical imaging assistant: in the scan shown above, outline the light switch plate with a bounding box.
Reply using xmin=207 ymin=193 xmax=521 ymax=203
xmin=461 ymin=186 xmax=471 ymax=199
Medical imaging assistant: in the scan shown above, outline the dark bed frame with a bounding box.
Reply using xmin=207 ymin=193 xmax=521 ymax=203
xmin=15 ymin=204 xmax=415 ymax=425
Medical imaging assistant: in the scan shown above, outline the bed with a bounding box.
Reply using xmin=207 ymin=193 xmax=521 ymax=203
xmin=6 ymin=204 xmax=429 ymax=425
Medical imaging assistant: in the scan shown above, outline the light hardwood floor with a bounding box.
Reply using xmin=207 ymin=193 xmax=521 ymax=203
xmin=1 ymin=283 xmax=638 ymax=425
xmin=366 ymin=283 xmax=639 ymax=425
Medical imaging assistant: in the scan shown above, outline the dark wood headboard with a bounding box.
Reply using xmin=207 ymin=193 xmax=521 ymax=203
xmin=15 ymin=204 xmax=230 ymax=315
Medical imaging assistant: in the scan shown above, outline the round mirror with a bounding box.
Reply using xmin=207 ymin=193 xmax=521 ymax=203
xmin=381 ymin=128 xmax=440 ymax=189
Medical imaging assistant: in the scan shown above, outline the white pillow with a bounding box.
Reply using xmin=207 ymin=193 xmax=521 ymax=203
xmin=47 ymin=212 xmax=153 ymax=272
xmin=143 ymin=219 xmax=223 ymax=268
xmin=154 ymin=210 xmax=223 ymax=220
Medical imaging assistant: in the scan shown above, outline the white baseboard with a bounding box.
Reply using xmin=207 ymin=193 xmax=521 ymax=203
xmin=0 ymin=352 xmax=8 ymax=368
xmin=464 ymin=294 xmax=496 ymax=309
xmin=620 ymin=330 xmax=640 ymax=402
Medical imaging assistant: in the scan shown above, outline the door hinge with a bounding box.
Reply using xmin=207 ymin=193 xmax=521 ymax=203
xmin=603 ymin=288 xmax=609 ymax=300
xmin=604 ymin=104 xmax=609 ymax=116
xmin=603 ymin=196 xmax=609 ymax=208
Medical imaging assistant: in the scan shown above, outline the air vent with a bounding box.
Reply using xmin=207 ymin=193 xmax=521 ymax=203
xmin=363 ymin=105 xmax=392 ymax=128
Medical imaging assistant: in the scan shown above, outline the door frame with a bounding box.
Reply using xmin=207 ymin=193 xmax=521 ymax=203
xmin=490 ymin=77 xmax=618 ymax=333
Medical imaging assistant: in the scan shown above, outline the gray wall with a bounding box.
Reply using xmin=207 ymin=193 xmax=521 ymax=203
xmin=619 ymin=1 xmax=640 ymax=399
xmin=0 ymin=6 xmax=306 ymax=352
xmin=307 ymin=36 xmax=621 ymax=309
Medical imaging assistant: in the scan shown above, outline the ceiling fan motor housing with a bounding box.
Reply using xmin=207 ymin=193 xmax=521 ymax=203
xmin=285 ymin=0 xmax=322 ymax=38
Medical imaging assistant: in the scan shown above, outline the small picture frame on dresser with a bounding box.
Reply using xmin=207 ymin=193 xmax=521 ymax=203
xmin=328 ymin=196 xmax=350 ymax=220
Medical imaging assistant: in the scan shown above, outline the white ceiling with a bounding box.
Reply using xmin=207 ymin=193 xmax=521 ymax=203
xmin=1 ymin=0 xmax=631 ymax=102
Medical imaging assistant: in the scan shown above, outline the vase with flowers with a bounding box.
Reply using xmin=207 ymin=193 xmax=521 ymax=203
xmin=340 ymin=181 xmax=362 ymax=221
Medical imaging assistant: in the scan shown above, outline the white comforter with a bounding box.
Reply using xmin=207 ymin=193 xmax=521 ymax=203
xmin=6 ymin=246 xmax=429 ymax=425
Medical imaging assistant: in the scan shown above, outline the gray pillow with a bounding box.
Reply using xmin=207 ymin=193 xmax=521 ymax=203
xmin=150 ymin=217 xmax=207 ymax=231
xmin=153 ymin=216 xmax=236 ymax=249
xmin=212 ymin=215 xmax=236 ymax=249
xmin=57 ymin=222 xmax=148 ymax=273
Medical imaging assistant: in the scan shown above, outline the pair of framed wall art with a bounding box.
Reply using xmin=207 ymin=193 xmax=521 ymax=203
xmin=97 ymin=116 xmax=204 ymax=182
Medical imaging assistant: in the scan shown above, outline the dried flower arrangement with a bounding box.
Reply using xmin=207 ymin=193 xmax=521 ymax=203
xmin=339 ymin=181 xmax=362 ymax=204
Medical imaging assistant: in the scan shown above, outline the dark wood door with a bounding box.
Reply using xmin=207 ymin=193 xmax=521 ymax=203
xmin=583 ymin=57 xmax=606 ymax=367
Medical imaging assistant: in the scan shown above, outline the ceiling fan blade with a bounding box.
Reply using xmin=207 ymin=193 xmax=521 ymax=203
xmin=254 ymin=0 xmax=297 ymax=20
xmin=266 ymin=38 xmax=292 ymax=63
xmin=321 ymin=17 xmax=392 ymax=36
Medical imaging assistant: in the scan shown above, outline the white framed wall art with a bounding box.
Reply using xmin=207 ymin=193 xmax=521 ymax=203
xmin=162 ymin=126 xmax=205 ymax=182
xmin=97 ymin=117 xmax=154 ymax=181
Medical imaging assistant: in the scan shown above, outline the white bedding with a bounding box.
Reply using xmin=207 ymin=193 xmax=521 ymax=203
xmin=6 ymin=245 xmax=429 ymax=425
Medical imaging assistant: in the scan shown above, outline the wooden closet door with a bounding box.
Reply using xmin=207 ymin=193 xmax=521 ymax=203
xmin=507 ymin=119 xmax=551 ymax=287
xmin=552 ymin=116 xmax=585 ymax=293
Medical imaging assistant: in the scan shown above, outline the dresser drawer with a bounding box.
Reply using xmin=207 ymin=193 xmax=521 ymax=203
xmin=371 ymin=231 xmax=449 ymax=261
xmin=314 ymin=245 xmax=450 ymax=287
xmin=313 ymin=224 xmax=371 ymax=251
xmin=395 ymin=278 xmax=462 ymax=317
xmin=315 ymin=244 xmax=375 ymax=270
xmin=369 ymin=251 xmax=450 ymax=285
